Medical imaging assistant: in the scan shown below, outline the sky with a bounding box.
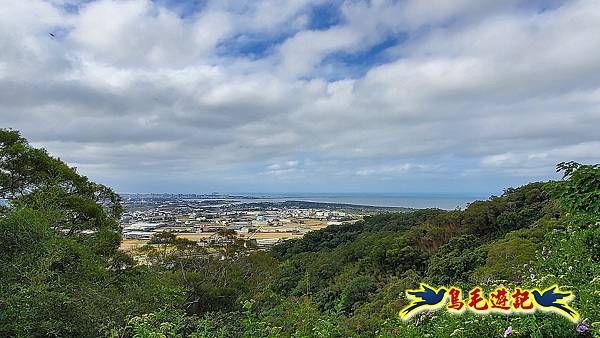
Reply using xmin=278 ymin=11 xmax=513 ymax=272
xmin=2 ymin=0 xmax=600 ymax=195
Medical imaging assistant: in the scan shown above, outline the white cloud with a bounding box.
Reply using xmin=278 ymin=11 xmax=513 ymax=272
xmin=68 ymin=0 xmax=233 ymax=67
xmin=266 ymin=159 xmax=301 ymax=176
xmin=277 ymin=26 xmax=362 ymax=76
xmin=1 ymin=0 xmax=600 ymax=193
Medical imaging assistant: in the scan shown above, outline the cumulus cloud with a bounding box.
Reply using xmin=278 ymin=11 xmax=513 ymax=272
xmin=69 ymin=1 xmax=217 ymax=67
xmin=1 ymin=0 xmax=600 ymax=193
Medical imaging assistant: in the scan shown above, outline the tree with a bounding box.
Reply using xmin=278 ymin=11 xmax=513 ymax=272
xmin=547 ymin=161 xmax=600 ymax=217
xmin=426 ymin=234 xmax=487 ymax=284
xmin=0 ymin=129 xmax=122 ymax=240
xmin=338 ymin=276 xmax=378 ymax=314
xmin=0 ymin=129 xmax=182 ymax=337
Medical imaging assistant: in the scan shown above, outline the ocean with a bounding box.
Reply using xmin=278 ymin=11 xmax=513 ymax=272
xmin=234 ymin=193 xmax=488 ymax=210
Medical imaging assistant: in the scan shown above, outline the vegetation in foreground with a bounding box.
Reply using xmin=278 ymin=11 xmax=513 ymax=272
xmin=1 ymin=129 xmax=599 ymax=337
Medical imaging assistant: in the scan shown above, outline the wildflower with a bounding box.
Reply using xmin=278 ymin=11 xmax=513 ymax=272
xmin=414 ymin=317 xmax=422 ymax=326
xmin=503 ymin=326 xmax=513 ymax=337
xmin=529 ymin=273 xmax=535 ymax=281
xmin=576 ymin=322 xmax=589 ymax=333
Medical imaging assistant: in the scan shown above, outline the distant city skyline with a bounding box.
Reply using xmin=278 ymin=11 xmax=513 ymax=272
xmin=2 ymin=0 xmax=600 ymax=193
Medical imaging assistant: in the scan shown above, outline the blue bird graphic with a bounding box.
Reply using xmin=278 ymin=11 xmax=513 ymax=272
xmin=400 ymin=283 xmax=447 ymax=318
xmin=532 ymin=286 xmax=578 ymax=320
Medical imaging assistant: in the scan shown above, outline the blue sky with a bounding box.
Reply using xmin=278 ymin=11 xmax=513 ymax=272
xmin=2 ymin=0 xmax=600 ymax=195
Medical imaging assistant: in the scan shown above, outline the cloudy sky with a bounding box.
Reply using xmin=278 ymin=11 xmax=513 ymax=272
xmin=2 ymin=0 xmax=600 ymax=194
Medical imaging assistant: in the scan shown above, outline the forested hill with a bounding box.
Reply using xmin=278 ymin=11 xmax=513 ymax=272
xmin=272 ymin=182 xmax=549 ymax=261
xmin=267 ymin=183 xmax=555 ymax=324
xmin=1 ymin=129 xmax=599 ymax=337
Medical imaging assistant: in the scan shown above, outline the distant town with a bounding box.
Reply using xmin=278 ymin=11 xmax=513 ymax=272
xmin=119 ymin=193 xmax=411 ymax=251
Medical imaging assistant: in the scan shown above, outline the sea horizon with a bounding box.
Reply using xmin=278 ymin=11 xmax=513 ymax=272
xmin=236 ymin=192 xmax=489 ymax=210
xmin=119 ymin=191 xmax=491 ymax=210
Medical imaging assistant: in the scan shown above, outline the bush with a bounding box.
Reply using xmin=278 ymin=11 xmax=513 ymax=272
xmin=339 ymin=276 xmax=378 ymax=314
xmin=426 ymin=234 xmax=487 ymax=284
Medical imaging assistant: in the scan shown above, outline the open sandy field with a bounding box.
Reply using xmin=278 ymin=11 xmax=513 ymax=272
xmin=242 ymin=232 xmax=305 ymax=239
xmin=176 ymin=232 xmax=306 ymax=240
xmin=119 ymin=230 xmax=309 ymax=251
xmin=120 ymin=239 xmax=147 ymax=251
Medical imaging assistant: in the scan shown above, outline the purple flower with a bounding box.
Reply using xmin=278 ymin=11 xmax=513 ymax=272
xmin=576 ymin=322 xmax=589 ymax=333
xmin=529 ymin=273 xmax=535 ymax=281
xmin=503 ymin=326 xmax=513 ymax=337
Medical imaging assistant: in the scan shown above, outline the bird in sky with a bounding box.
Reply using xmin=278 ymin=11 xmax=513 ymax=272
xmin=400 ymin=283 xmax=447 ymax=319
xmin=532 ymin=285 xmax=578 ymax=320
xmin=49 ymin=33 xmax=56 ymax=39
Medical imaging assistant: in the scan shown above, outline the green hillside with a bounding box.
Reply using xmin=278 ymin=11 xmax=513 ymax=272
xmin=1 ymin=129 xmax=599 ymax=337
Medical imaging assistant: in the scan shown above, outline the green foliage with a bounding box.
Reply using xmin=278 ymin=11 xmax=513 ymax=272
xmin=338 ymin=276 xmax=378 ymax=314
xmin=0 ymin=129 xmax=122 ymax=238
xmin=426 ymin=234 xmax=487 ymax=284
xmin=583 ymin=226 xmax=600 ymax=261
xmin=271 ymin=209 xmax=440 ymax=260
xmin=114 ymin=309 xmax=188 ymax=338
xmin=547 ymin=161 xmax=600 ymax=221
xmin=474 ymin=237 xmax=538 ymax=282
xmin=460 ymin=183 xmax=549 ymax=239
xmin=0 ymin=130 xmax=183 ymax=337
xmin=3 ymin=130 xmax=600 ymax=337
